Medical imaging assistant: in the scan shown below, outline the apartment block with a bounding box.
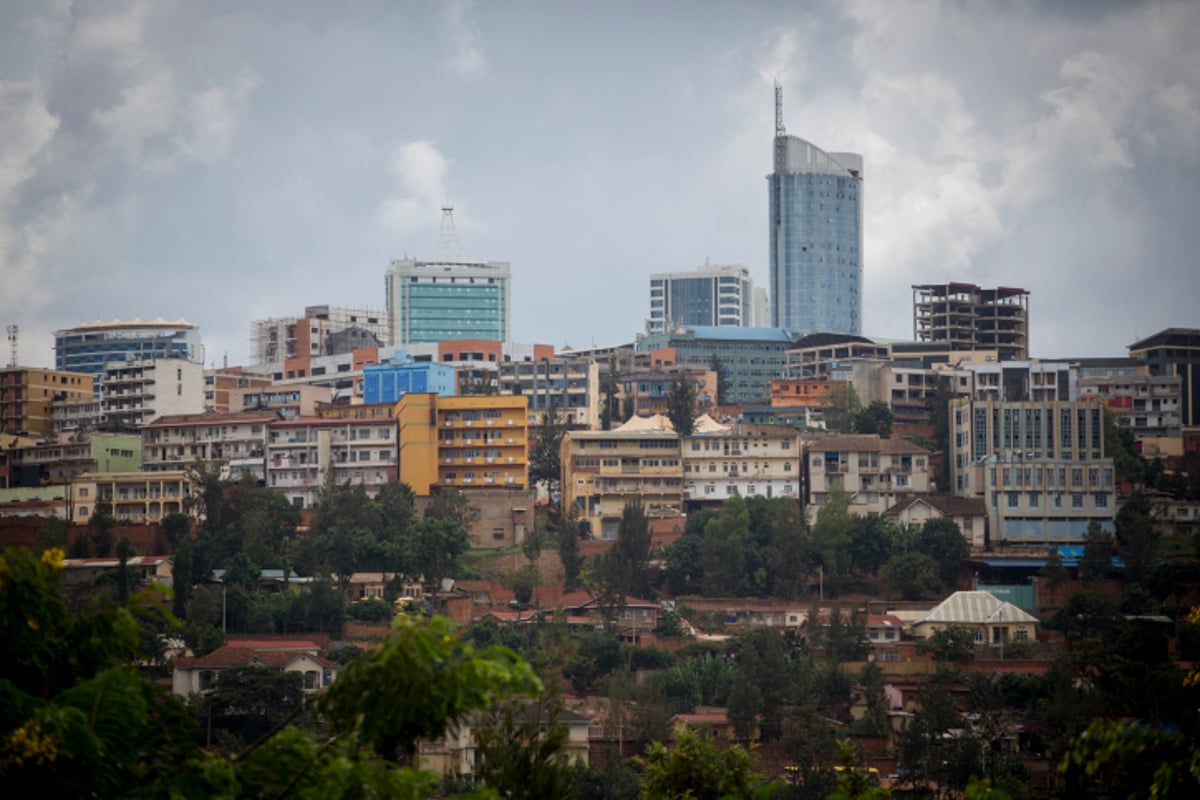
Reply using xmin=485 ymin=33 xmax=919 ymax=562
xmin=251 ymin=305 xmax=388 ymax=364
xmin=682 ymin=423 xmax=802 ymax=507
xmin=785 ymin=333 xmax=889 ymax=379
xmin=967 ymin=361 xmax=1075 ymax=403
xmin=0 ymin=368 xmax=94 ymax=437
xmin=265 ymin=417 xmax=398 ymax=509
xmin=228 ymin=384 xmax=334 ymax=420
xmin=637 ymin=326 xmax=797 ymax=405
xmin=101 ymin=359 xmax=206 ymax=429
xmin=363 ymin=357 xmax=457 ymax=404
xmin=647 ymin=264 xmax=766 ymax=335
xmin=3 ymin=432 xmax=141 ymax=488
xmin=619 ymin=368 xmax=716 ymax=419
xmin=70 ymin=470 xmax=194 ymax=524
xmin=561 ymin=424 xmax=683 ymax=539
xmin=204 ymin=368 xmax=273 ymax=413
xmin=806 ymin=434 xmax=932 ymax=516
xmin=395 ymin=393 xmax=528 ymax=496
xmin=497 ymin=358 xmax=600 ymax=429
xmin=142 ymin=410 xmax=279 ymax=479
xmin=1128 ymin=328 xmax=1200 ymax=428
xmin=1078 ymin=372 xmax=1182 ymax=441
xmin=948 ymin=398 xmax=1114 ymax=545
xmin=912 ymin=283 xmax=1030 ymax=361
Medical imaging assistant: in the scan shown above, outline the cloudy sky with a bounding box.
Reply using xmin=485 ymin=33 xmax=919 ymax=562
xmin=2 ymin=0 xmax=1198 ymax=369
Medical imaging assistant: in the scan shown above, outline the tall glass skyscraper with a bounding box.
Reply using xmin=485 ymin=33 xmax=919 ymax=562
xmin=769 ymin=87 xmax=863 ymax=334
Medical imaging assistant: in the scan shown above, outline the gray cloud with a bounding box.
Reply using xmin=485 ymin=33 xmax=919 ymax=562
xmin=0 ymin=0 xmax=1196 ymax=370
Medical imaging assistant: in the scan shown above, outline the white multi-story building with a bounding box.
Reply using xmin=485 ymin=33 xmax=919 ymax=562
xmin=682 ymin=423 xmax=802 ymax=506
xmin=647 ymin=264 xmax=766 ymax=335
xmin=141 ymin=410 xmax=279 ymax=479
xmin=806 ymin=434 xmax=932 ymax=516
xmin=966 ymin=361 xmax=1076 ymax=403
xmin=100 ymin=359 xmax=206 ymax=429
xmin=1078 ymin=372 xmax=1182 ymax=441
xmin=265 ymin=417 xmax=398 ymax=509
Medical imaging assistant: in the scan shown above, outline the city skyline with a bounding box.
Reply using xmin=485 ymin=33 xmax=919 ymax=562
xmin=2 ymin=1 xmax=1198 ymax=368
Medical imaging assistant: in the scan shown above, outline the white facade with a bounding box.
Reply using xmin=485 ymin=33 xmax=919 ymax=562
xmin=647 ymin=264 xmax=763 ymax=335
xmin=682 ymin=423 xmax=802 ymax=503
xmin=266 ymin=417 xmax=398 ymax=509
xmin=142 ymin=410 xmax=277 ymax=474
xmin=806 ymin=434 xmax=932 ymax=516
xmin=100 ymin=359 xmax=206 ymax=429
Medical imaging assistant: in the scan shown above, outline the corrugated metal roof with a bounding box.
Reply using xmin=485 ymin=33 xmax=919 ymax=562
xmin=915 ymin=591 xmax=1038 ymax=626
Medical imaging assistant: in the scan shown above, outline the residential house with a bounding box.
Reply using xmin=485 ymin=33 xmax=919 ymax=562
xmin=910 ymin=590 xmax=1039 ymax=647
xmin=682 ymin=422 xmax=802 ymax=508
xmin=172 ymin=644 xmax=339 ymax=697
xmin=886 ymin=495 xmax=988 ymax=550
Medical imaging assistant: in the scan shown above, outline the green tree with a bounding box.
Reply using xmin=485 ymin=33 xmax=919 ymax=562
xmin=667 ymin=376 xmax=698 ymax=436
xmin=557 ymin=510 xmax=585 ymax=591
xmin=1061 ymin=719 xmax=1200 ymax=800
xmin=601 ymin=356 xmax=621 ymax=430
xmin=916 ymin=517 xmax=969 ymax=587
xmin=709 ymin=353 xmax=730 ymax=406
xmin=35 ymin=516 xmax=69 ymax=553
xmin=474 ymin=696 xmax=576 ymax=800
xmin=1039 ymin=546 xmax=1069 ymax=591
xmin=917 ymin=625 xmax=977 ymax=663
xmin=853 ymin=401 xmax=894 ymax=438
xmin=319 ymin=615 xmax=540 ymax=761
xmin=847 ymin=514 xmax=894 ymax=579
xmin=1114 ymin=490 xmax=1160 ymax=582
xmin=640 ymin=724 xmax=779 ymax=800
xmin=192 ymin=664 xmax=305 ymax=750
xmin=700 ymin=496 xmax=749 ymax=596
xmin=597 ymin=499 xmax=654 ymax=604
xmin=883 ymin=551 xmax=942 ymax=600
xmin=811 ymin=485 xmax=854 ymax=595
xmin=927 ymin=377 xmax=955 ymax=492
xmin=412 ymin=516 xmax=470 ymax=595
xmin=823 ymin=384 xmax=862 ymax=434
xmin=1079 ymin=522 xmax=1115 ymax=582
xmin=88 ymin=503 xmax=116 ymax=558
xmin=530 ymin=404 xmax=566 ymax=498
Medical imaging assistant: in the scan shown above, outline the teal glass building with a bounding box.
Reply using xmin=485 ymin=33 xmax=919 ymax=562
xmin=385 ymin=207 xmax=511 ymax=345
xmin=769 ymin=113 xmax=863 ymax=335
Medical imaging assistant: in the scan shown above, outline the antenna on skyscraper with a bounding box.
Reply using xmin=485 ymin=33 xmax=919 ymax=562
xmin=6 ymin=324 xmax=16 ymax=368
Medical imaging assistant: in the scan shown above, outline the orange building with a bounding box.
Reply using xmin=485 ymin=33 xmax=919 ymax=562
xmin=396 ymin=393 xmax=528 ymax=496
xmin=770 ymin=377 xmax=844 ymax=408
xmin=0 ymin=368 xmax=94 ymax=437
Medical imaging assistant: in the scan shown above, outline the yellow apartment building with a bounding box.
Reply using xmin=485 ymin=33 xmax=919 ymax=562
xmin=69 ymin=470 xmax=194 ymax=524
xmin=0 ymin=368 xmax=94 ymax=437
xmin=561 ymin=425 xmax=682 ymax=539
xmin=396 ymin=393 xmax=528 ymax=496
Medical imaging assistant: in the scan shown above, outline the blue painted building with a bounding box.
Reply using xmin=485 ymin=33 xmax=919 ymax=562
xmin=362 ymin=357 xmax=457 ymax=404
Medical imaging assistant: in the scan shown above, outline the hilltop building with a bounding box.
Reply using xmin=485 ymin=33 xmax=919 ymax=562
xmin=912 ymin=283 xmax=1030 ymax=361
xmin=0 ymin=368 xmax=94 ymax=437
xmin=1128 ymin=328 xmax=1200 ymax=428
xmin=385 ymin=206 xmax=511 ymax=345
xmin=769 ymin=84 xmax=863 ymax=334
xmin=647 ymin=264 xmax=768 ymax=335
xmin=251 ymin=305 xmax=389 ymax=364
xmin=54 ymin=317 xmax=202 ymax=393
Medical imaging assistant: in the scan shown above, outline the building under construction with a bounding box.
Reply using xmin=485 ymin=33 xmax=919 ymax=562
xmin=250 ymin=305 xmax=389 ymax=365
xmin=912 ymin=283 xmax=1030 ymax=361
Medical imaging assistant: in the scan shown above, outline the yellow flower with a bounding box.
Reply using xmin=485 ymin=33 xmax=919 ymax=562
xmin=443 ymin=635 xmax=454 ymax=644
xmin=40 ymin=548 xmax=65 ymax=571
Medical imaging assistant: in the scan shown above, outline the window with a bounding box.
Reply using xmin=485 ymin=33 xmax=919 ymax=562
xmin=1095 ymin=492 xmax=1109 ymax=508
xmin=1029 ymin=492 xmax=1039 ymax=508
xmin=1007 ymin=492 xmax=1019 ymax=509
xmin=1014 ymin=629 xmax=1029 ymax=641
xmin=1072 ymin=493 xmax=1084 ymax=509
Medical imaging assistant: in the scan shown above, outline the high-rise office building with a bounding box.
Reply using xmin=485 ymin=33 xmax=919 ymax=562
xmin=768 ymin=85 xmax=863 ymax=334
xmin=54 ymin=317 xmax=202 ymax=394
xmin=385 ymin=206 xmax=511 ymax=345
xmin=647 ymin=264 xmax=766 ymax=335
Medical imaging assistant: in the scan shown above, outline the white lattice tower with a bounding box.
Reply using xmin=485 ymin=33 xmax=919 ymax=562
xmin=6 ymin=324 xmax=16 ymax=368
xmin=426 ymin=205 xmax=480 ymax=264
